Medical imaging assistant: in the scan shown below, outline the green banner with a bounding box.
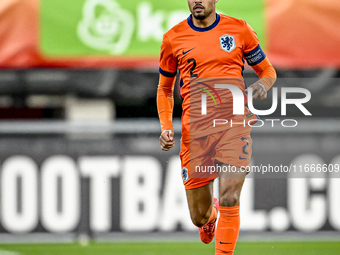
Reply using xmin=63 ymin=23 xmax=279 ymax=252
xmin=40 ymin=0 xmax=265 ymax=57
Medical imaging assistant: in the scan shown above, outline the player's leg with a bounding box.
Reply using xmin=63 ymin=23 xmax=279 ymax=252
xmin=186 ymin=181 xmax=219 ymax=244
xmin=215 ymin=166 xmax=246 ymax=255
xmin=218 ymin=166 xmax=246 ymax=207
xmin=185 ymin=181 xmax=214 ymax=227
xmin=180 ymin=134 xmax=220 ymax=243
xmin=213 ymin=125 xmax=252 ymax=254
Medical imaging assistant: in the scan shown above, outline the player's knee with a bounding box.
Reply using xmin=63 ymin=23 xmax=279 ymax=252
xmin=190 ymin=210 xmax=210 ymax=227
xmin=191 ymin=216 xmax=209 ymax=227
xmin=220 ymin=188 xmax=241 ymax=207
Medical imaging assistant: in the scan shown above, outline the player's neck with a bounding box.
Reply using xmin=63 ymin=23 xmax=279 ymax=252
xmin=191 ymin=12 xmax=217 ymax=28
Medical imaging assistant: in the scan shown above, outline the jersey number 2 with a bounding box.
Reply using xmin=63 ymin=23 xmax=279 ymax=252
xmin=242 ymin=138 xmax=249 ymax=156
xmin=187 ymin=58 xmax=198 ymax=78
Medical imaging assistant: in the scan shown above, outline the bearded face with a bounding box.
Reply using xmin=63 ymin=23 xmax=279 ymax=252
xmin=187 ymin=0 xmax=216 ymax=20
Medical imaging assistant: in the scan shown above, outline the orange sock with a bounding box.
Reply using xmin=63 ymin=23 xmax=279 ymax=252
xmin=215 ymin=206 xmax=240 ymax=255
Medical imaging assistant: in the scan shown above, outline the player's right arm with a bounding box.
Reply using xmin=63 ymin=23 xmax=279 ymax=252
xmin=157 ymin=74 xmax=176 ymax=151
xmin=157 ymin=34 xmax=177 ymax=151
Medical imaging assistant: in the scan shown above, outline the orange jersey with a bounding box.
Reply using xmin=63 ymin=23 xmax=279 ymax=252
xmin=160 ymin=14 xmax=262 ymax=81
xmin=158 ymin=14 xmax=274 ymax=140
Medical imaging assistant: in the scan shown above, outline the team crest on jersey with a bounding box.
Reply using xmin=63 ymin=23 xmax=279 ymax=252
xmin=182 ymin=167 xmax=189 ymax=182
xmin=219 ymin=34 xmax=236 ymax=53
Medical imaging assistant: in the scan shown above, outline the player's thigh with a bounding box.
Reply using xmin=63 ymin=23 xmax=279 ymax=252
xmin=214 ymin=125 xmax=252 ymax=169
xmin=180 ymin=137 xmax=218 ymax=189
xmin=185 ymin=180 xmax=214 ymax=217
xmin=217 ymin=163 xmax=246 ymax=207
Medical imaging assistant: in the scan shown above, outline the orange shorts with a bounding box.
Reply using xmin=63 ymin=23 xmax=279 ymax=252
xmin=180 ymin=125 xmax=252 ymax=190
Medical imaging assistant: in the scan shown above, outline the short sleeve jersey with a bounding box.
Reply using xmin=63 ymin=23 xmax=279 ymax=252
xmin=159 ymin=14 xmax=266 ymax=140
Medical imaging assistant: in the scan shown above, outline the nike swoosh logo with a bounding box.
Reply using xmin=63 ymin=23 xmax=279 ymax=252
xmin=182 ymin=47 xmax=195 ymax=55
xmin=239 ymin=156 xmax=248 ymax=160
xmin=220 ymin=241 xmax=233 ymax=244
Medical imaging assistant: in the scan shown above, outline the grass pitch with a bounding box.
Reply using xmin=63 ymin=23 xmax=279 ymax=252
xmin=0 ymin=241 xmax=339 ymax=255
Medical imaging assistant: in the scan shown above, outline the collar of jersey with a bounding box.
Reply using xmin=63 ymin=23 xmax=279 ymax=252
xmin=187 ymin=14 xmax=220 ymax=32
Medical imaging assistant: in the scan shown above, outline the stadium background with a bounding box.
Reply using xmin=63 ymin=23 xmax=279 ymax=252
xmin=0 ymin=0 xmax=339 ymax=254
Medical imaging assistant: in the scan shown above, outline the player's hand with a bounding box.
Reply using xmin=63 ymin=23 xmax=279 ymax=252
xmin=245 ymin=82 xmax=267 ymax=100
xmin=159 ymin=129 xmax=175 ymax=151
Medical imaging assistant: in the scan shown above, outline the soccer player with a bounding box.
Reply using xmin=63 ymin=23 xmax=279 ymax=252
xmin=157 ymin=0 xmax=276 ymax=254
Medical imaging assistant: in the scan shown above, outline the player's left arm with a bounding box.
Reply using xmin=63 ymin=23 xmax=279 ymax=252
xmin=242 ymin=21 xmax=277 ymax=100
xmin=246 ymin=56 xmax=277 ymax=100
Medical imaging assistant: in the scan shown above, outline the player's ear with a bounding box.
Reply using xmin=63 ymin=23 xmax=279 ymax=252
xmin=215 ymin=0 xmax=219 ymax=4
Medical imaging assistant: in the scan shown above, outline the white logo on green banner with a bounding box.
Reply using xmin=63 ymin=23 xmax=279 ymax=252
xmin=40 ymin=0 xmax=264 ymax=57
xmin=77 ymin=0 xmax=134 ymax=54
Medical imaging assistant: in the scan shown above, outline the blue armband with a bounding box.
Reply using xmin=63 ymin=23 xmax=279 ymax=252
xmin=244 ymin=45 xmax=266 ymax=66
xmin=159 ymin=67 xmax=177 ymax=77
